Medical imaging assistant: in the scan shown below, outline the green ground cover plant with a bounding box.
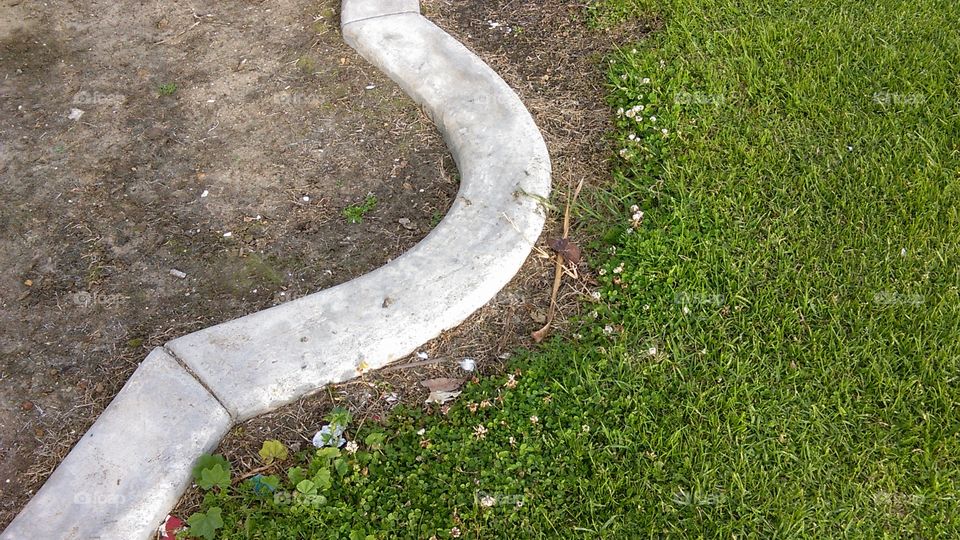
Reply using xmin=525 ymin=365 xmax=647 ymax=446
xmin=185 ymin=0 xmax=959 ymax=536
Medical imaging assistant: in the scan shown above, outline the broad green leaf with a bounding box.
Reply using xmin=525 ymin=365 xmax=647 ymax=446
xmin=334 ymin=457 xmax=349 ymax=478
xmin=187 ymin=507 xmax=223 ymax=540
xmin=287 ymin=467 xmax=306 ymax=486
xmin=197 ymin=463 xmax=231 ymax=491
xmin=257 ymin=439 xmax=288 ymax=465
xmin=313 ymin=467 xmax=332 ymax=490
xmin=191 ymin=454 xmax=230 ymax=482
xmin=296 ymin=479 xmax=316 ymax=496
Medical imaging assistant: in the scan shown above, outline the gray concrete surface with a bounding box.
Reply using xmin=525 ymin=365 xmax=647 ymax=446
xmin=1 ymin=348 xmax=231 ymax=540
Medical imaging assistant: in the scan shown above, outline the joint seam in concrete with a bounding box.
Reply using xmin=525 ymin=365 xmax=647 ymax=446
xmin=162 ymin=344 xmax=236 ymax=422
xmin=340 ymin=10 xmax=419 ymax=26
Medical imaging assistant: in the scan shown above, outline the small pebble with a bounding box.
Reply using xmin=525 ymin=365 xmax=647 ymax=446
xmin=21 ymin=401 xmax=34 ymax=411
xmin=169 ymin=269 xmax=187 ymax=279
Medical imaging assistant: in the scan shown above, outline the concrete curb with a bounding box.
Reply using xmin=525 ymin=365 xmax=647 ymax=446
xmin=1 ymin=1 xmax=550 ymax=538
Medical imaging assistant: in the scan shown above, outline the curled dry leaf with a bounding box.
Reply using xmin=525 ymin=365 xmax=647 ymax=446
xmin=549 ymin=237 xmax=582 ymax=264
xmin=425 ymin=390 xmax=461 ymax=405
xmin=421 ymin=378 xmax=465 ymax=405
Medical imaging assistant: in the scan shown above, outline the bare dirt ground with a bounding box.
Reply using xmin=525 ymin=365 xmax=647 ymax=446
xmin=0 ymin=0 xmax=457 ymax=526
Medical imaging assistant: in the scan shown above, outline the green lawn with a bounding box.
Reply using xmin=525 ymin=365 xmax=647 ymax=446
xmin=186 ymin=0 xmax=960 ymax=537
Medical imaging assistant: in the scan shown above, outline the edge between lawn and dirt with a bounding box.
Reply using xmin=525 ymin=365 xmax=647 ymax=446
xmin=0 ymin=1 xmax=552 ymax=538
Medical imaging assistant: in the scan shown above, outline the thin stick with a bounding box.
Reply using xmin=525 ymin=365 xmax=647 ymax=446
xmin=532 ymin=178 xmax=584 ymax=342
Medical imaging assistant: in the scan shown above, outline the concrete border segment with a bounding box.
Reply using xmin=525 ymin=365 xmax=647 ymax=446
xmin=167 ymin=11 xmax=550 ymax=422
xmin=1 ymin=348 xmax=232 ymax=540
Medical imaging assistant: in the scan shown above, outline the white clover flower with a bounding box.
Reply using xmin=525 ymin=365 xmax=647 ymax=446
xmin=628 ymin=133 xmax=636 ymax=140
xmin=417 ymin=428 xmax=426 ymax=436
xmin=451 ymin=527 xmax=462 ymax=538
xmin=682 ymin=306 xmax=690 ymax=315
xmin=603 ymin=325 xmax=614 ymax=335
xmin=630 ymin=204 xmax=640 ymax=213
xmin=345 ymin=441 xmax=359 ymax=454
xmin=613 ymin=263 xmax=624 ymax=274
xmin=530 ymin=415 xmax=539 ymax=424
xmin=480 ymin=495 xmax=497 ymax=507
xmin=625 ymin=109 xmax=636 ymax=118
xmin=650 ymin=116 xmax=657 ymax=122
xmin=617 ymin=107 xmax=624 ymax=116
xmin=648 ymin=346 xmax=658 ymax=356
xmin=636 ymin=116 xmax=643 ymax=123
xmin=591 ymin=291 xmax=602 ymax=300
xmin=598 ymin=268 xmax=607 ymax=276
xmin=473 ymin=425 xmax=488 ymax=439
xmin=581 ymin=424 xmax=590 ymax=432
xmin=641 ymin=77 xmax=651 ymax=84
xmin=661 ymin=128 xmax=669 ymax=136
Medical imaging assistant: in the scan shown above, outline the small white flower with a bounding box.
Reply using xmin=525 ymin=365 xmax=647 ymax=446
xmin=591 ymin=291 xmax=602 ymax=300
xmin=416 ymin=428 xmax=426 ymax=436
xmin=661 ymin=128 xmax=669 ymax=136
xmin=617 ymin=107 xmax=624 ymax=116
xmin=628 ymin=133 xmax=636 ymax=140
xmin=650 ymin=116 xmax=657 ymax=122
xmin=516 ymin=500 xmax=524 ymax=508
xmin=345 ymin=441 xmax=359 ymax=454
xmin=530 ymin=415 xmax=539 ymax=424
xmin=603 ymin=325 xmax=614 ymax=335
xmin=480 ymin=495 xmax=497 ymax=507
xmin=625 ymin=109 xmax=636 ymax=118
xmin=682 ymin=306 xmax=690 ymax=315
xmin=648 ymin=346 xmax=658 ymax=356
xmin=613 ymin=263 xmax=624 ymax=274
xmin=630 ymin=204 xmax=640 ymax=213
xmin=598 ymin=268 xmax=607 ymax=276
xmin=581 ymin=424 xmax=590 ymax=432
xmin=641 ymin=77 xmax=651 ymax=84
xmin=473 ymin=425 xmax=488 ymax=439
xmin=451 ymin=527 xmax=462 ymax=538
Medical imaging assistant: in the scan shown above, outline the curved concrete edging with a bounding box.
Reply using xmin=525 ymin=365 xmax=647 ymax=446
xmin=1 ymin=1 xmax=550 ymax=538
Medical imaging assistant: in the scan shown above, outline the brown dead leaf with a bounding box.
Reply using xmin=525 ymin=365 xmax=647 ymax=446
xmin=549 ymin=237 xmax=582 ymax=264
xmin=420 ymin=378 xmax=464 ymax=392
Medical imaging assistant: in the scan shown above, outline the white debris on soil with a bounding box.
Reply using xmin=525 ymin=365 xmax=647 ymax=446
xmin=169 ymin=269 xmax=187 ymax=279
xmin=68 ymin=108 xmax=84 ymax=120
xmin=200 ymin=190 xmax=209 ymax=198
xmin=416 ymin=351 xmax=429 ymax=360
xmin=459 ymin=358 xmax=476 ymax=371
